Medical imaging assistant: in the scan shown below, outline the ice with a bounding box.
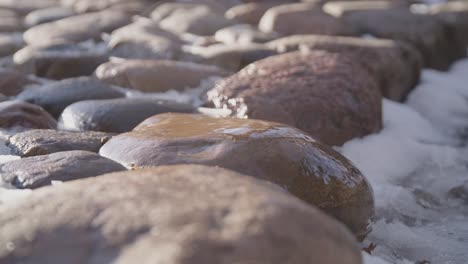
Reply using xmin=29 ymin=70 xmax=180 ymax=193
xmin=342 ymin=57 xmax=468 ymax=264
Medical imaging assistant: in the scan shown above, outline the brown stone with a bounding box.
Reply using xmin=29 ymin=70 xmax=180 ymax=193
xmin=0 ymin=69 xmax=38 ymax=96
xmin=7 ymin=129 xmax=113 ymax=157
xmin=100 ymin=113 xmax=375 ymax=239
xmin=0 ymin=165 xmax=362 ymax=264
xmin=207 ymin=50 xmax=382 ymax=146
xmin=0 ymin=150 xmax=125 ymax=189
xmin=0 ymin=100 xmax=57 ymax=130
xmin=0 ymin=33 xmax=24 ymax=57
xmin=23 ymin=10 xmax=131 ymax=45
xmin=95 ymin=59 xmax=228 ymax=93
xmin=267 ymin=34 xmax=422 ymax=101
xmin=0 ymin=9 xmax=24 ymax=32
xmin=259 ymin=3 xmax=355 ymax=36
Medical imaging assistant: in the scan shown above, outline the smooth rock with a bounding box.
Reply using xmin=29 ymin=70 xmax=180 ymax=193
xmin=23 ymin=10 xmax=131 ymax=45
xmin=7 ymin=129 xmax=113 ymax=157
xmin=16 ymin=77 xmax=125 ymax=118
xmin=0 ymin=150 xmax=125 ymax=189
xmin=267 ymin=34 xmax=422 ymax=101
xmin=214 ymin=24 xmax=280 ymax=44
xmin=0 ymin=68 xmax=38 ymax=96
xmin=324 ymin=2 xmax=453 ymax=70
xmin=13 ymin=42 xmax=109 ymax=80
xmin=0 ymin=9 xmax=24 ymax=32
xmin=101 ymin=113 xmax=375 ymax=239
xmin=0 ymin=33 xmax=24 ymax=57
xmin=0 ymin=100 xmax=56 ymax=129
xmin=24 ymin=6 xmax=77 ymax=27
xmin=0 ymin=164 xmax=362 ymax=264
xmin=225 ymin=1 xmax=290 ymax=25
xmin=59 ymin=98 xmax=195 ymax=133
xmin=259 ymin=3 xmax=355 ymax=36
xmin=151 ymin=3 xmax=234 ymax=36
xmin=0 ymin=0 xmax=57 ymax=15
xmin=95 ymin=59 xmax=227 ymax=92
xmin=208 ymin=50 xmax=382 ymax=146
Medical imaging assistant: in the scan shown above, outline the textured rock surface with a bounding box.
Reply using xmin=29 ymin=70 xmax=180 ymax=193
xmin=59 ymin=98 xmax=195 ymax=133
xmin=100 ymin=113 xmax=375 ymax=239
xmin=0 ymin=100 xmax=57 ymax=129
xmin=0 ymin=150 xmax=125 ymax=189
xmin=0 ymin=165 xmax=362 ymax=264
xmin=208 ymin=50 xmax=382 ymax=146
xmin=7 ymin=129 xmax=113 ymax=157
xmin=17 ymin=77 xmax=124 ymax=118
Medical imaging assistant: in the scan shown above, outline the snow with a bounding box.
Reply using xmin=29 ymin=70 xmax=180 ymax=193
xmin=341 ymin=57 xmax=468 ymax=264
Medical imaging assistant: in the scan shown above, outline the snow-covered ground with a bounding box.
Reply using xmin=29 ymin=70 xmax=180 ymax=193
xmin=341 ymin=58 xmax=468 ymax=264
xmin=0 ymin=57 xmax=467 ymax=263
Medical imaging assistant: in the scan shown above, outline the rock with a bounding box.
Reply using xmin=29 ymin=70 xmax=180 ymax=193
xmin=0 ymin=9 xmax=24 ymax=32
xmin=24 ymin=7 xmax=77 ymax=27
xmin=0 ymin=150 xmax=125 ymax=189
xmin=225 ymin=1 xmax=289 ymax=25
xmin=259 ymin=3 xmax=355 ymax=36
xmin=59 ymin=98 xmax=195 ymax=133
xmin=207 ymin=50 xmax=382 ymax=146
xmin=23 ymin=10 xmax=131 ymax=45
xmin=0 ymin=100 xmax=57 ymax=129
xmin=214 ymin=24 xmax=280 ymax=44
xmin=13 ymin=42 xmax=109 ymax=80
xmin=0 ymin=33 xmax=24 ymax=57
xmin=267 ymin=34 xmax=422 ymax=101
xmin=183 ymin=43 xmax=277 ymax=71
xmin=95 ymin=59 xmax=227 ymax=93
xmin=6 ymin=129 xmax=113 ymax=157
xmin=0 ymin=68 xmax=38 ymax=96
xmin=16 ymin=77 xmax=125 ymax=118
xmin=61 ymin=0 xmax=149 ymax=13
xmin=448 ymin=181 xmax=468 ymax=202
xmin=323 ymin=2 xmax=453 ymax=70
xmin=151 ymin=3 xmax=234 ymax=36
xmin=108 ymin=20 xmax=183 ymax=60
xmin=0 ymin=164 xmax=362 ymax=264
xmin=429 ymin=1 xmax=468 ymax=61
xmin=0 ymin=0 xmax=57 ymax=15
xmin=101 ymin=113 xmax=375 ymax=239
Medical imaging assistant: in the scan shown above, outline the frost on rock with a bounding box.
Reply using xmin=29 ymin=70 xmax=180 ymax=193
xmin=340 ymin=57 xmax=468 ymax=264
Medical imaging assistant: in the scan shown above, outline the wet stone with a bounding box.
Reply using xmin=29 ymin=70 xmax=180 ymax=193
xmin=0 ymin=150 xmax=125 ymax=189
xmin=23 ymin=10 xmax=132 ymax=46
xmin=267 ymin=34 xmax=422 ymax=102
xmin=59 ymin=98 xmax=195 ymax=133
xmin=259 ymin=3 xmax=355 ymax=36
xmin=100 ymin=113 xmax=375 ymax=239
xmin=16 ymin=77 xmax=125 ymax=118
xmin=208 ymin=50 xmax=382 ymax=146
xmin=95 ymin=59 xmax=227 ymax=93
xmin=6 ymin=129 xmax=113 ymax=157
xmin=0 ymin=164 xmax=362 ymax=264
xmin=0 ymin=100 xmax=57 ymax=130
xmin=13 ymin=42 xmax=109 ymax=80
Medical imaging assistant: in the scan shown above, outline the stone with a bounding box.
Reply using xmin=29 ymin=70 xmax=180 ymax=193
xmin=0 ymin=150 xmax=125 ymax=189
xmin=0 ymin=9 xmax=24 ymax=32
xmin=24 ymin=6 xmax=77 ymax=27
xmin=13 ymin=42 xmax=109 ymax=80
xmin=101 ymin=113 xmax=375 ymax=239
xmin=259 ymin=3 xmax=355 ymax=36
xmin=267 ymin=34 xmax=422 ymax=101
xmin=0 ymin=0 xmax=57 ymax=15
xmin=184 ymin=43 xmax=277 ymax=71
xmin=151 ymin=3 xmax=234 ymax=36
xmin=59 ymin=98 xmax=195 ymax=133
xmin=23 ymin=10 xmax=131 ymax=45
xmin=0 ymin=164 xmax=362 ymax=264
xmin=95 ymin=59 xmax=227 ymax=93
xmin=214 ymin=24 xmax=280 ymax=45
xmin=7 ymin=129 xmax=113 ymax=157
xmin=16 ymin=77 xmax=125 ymax=118
xmin=108 ymin=20 xmax=183 ymax=60
xmin=225 ymin=1 xmax=289 ymax=25
xmin=207 ymin=50 xmax=382 ymax=146
xmin=61 ymin=0 xmax=149 ymax=13
xmin=0 ymin=33 xmax=24 ymax=57
xmin=0 ymin=68 xmax=38 ymax=96
xmin=0 ymin=100 xmax=57 ymax=129
xmin=323 ymin=2 xmax=453 ymax=70
xmin=448 ymin=181 xmax=468 ymax=202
